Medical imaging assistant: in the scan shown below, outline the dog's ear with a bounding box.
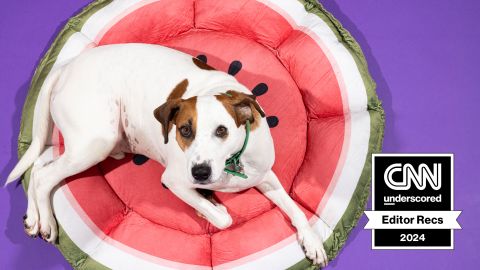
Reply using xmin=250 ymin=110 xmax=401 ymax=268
xmin=154 ymin=99 xmax=182 ymax=144
xmin=223 ymin=90 xmax=265 ymax=127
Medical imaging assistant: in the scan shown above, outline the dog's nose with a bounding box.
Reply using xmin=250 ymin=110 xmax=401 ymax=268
xmin=191 ymin=164 xmax=212 ymax=183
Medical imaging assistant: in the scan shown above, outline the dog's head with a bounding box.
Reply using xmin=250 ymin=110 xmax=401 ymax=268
xmin=154 ymin=90 xmax=265 ymax=185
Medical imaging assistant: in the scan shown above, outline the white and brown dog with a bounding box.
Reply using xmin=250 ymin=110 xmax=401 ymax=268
xmin=6 ymin=44 xmax=327 ymax=267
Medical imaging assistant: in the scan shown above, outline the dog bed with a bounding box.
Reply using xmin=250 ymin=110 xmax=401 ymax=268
xmin=17 ymin=0 xmax=384 ymax=269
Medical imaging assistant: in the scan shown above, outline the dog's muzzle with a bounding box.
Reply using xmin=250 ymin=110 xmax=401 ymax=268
xmin=191 ymin=163 xmax=212 ymax=184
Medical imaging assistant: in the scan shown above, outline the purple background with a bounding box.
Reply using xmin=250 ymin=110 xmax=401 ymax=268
xmin=1 ymin=0 xmax=479 ymax=269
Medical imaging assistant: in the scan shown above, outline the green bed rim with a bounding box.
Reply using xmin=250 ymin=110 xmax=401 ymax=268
xmin=16 ymin=0 xmax=385 ymax=269
xmin=289 ymin=1 xmax=384 ymax=269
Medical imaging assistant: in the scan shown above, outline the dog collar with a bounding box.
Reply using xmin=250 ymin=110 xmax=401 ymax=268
xmin=224 ymin=120 xmax=250 ymax=179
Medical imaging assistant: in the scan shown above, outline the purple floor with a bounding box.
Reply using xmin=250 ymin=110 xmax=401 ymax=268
xmin=1 ymin=1 xmax=479 ymax=269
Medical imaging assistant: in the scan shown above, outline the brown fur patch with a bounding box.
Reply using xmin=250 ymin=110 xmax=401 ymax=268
xmin=192 ymin=57 xmax=215 ymax=71
xmin=154 ymin=79 xmax=190 ymax=144
xmin=154 ymin=99 xmax=181 ymax=144
xmin=215 ymin=91 xmax=265 ymax=130
xmin=175 ymin=97 xmax=197 ymax=151
xmin=168 ymin=79 xmax=189 ymax=100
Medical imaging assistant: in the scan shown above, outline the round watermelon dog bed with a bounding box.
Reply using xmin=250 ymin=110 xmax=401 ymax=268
xmin=18 ymin=0 xmax=384 ymax=269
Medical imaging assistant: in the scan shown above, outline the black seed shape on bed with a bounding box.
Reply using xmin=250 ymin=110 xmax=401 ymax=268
xmin=133 ymin=154 xmax=149 ymax=165
xmin=196 ymin=54 xmax=207 ymax=63
xmin=252 ymin=83 xmax=268 ymax=96
xmin=161 ymin=183 xmax=169 ymax=189
xmin=228 ymin=60 xmax=242 ymax=76
xmin=266 ymin=116 xmax=279 ymax=128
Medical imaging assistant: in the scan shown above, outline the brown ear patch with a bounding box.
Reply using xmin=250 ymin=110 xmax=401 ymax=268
xmin=154 ymin=79 xmax=191 ymax=144
xmin=167 ymin=79 xmax=189 ymax=100
xmin=216 ymin=90 xmax=265 ymax=130
xmin=153 ymin=99 xmax=182 ymax=144
xmin=174 ymin=97 xmax=197 ymax=151
xmin=192 ymin=57 xmax=215 ymax=71
xmin=153 ymin=96 xmax=197 ymax=149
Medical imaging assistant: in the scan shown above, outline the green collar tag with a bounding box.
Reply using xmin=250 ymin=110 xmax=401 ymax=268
xmin=224 ymin=120 xmax=250 ymax=179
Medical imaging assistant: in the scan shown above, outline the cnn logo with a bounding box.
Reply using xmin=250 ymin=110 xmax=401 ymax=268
xmin=384 ymin=163 xmax=441 ymax=190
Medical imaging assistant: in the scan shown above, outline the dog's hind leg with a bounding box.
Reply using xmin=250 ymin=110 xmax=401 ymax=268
xmin=24 ymin=152 xmax=55 ymax=238
xmin=31 ymin=135 xmax=116 ymax=243
xmin=33 ymin=147 xmax=109 ymax=244
xmin=24 ymin=164 xmax=41 ymax=237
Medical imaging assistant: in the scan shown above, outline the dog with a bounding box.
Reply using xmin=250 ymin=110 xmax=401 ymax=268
xmin=6 ymin=43 xmax=327 ymax=267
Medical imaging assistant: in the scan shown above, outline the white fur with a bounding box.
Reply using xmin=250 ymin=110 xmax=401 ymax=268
xmin=7 ymin=44 xmax=327 ymax=267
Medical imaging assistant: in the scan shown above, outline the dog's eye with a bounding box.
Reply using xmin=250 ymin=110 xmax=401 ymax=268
xmin=180 ymin=125 xmax=192 ymax=138
xmin=215 ymin=126 xmax=228 ymax=138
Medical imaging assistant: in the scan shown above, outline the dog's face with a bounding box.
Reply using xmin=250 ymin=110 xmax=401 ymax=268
xmin=154 ymin=90 xmax=265 ymax=185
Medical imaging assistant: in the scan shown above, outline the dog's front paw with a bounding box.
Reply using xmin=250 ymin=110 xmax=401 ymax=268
xmin=209 ymin=204 xmax=232 ymax=230
xmin=214 ymin=203 xmax=228 ymax=215
xmin=298 ymin=227 xmax=328 ymax=268
xmin=196 ymin=201 xmax=232 ymax=229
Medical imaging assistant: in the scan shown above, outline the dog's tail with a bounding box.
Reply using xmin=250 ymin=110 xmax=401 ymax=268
xmin=5 ymin=68 xmax=62 ymax=186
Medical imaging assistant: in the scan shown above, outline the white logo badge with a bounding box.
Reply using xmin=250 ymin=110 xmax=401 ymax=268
xmin=384 ymin=163 xmax=442 ymax=190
